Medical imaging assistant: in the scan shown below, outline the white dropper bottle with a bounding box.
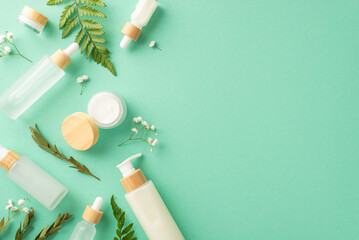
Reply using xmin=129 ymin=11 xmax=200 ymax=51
xmin=117 ymin=154 xmax=185 ymax=240
xmin=0 ymin=43 xmax=79 ymax=119
xmin=120 ymin=0 xmax=158 ymax=48
xmin=70 ymin=197 xmax=104 ymax=240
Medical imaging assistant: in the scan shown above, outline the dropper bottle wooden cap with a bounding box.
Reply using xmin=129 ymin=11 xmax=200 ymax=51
xmin=0 ymin=147 xmax=20 ymax=172
xmin=50 ymin=43 xmax=79 ymax=70
xmin=82 ymin=197 xmax=104 ymax=224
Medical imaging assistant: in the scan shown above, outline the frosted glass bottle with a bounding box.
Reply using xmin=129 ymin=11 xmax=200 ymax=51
xmin=0 ymin=43 xmax=79 ymax=119
xmin=0 ymin=145 xmax=68 ymax=211
xmin=70 ymin=197 xmax=104 ymax=240
xmin=120 ymin=0 xmax=158 ymax=48
xmin=117 ymin=154 xmax=185 ymax=240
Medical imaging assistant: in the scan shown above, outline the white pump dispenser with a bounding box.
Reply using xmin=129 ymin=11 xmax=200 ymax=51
xmin=117 ymin=153 xmax=141 ymax=177
xmin=117 ymin=153 xmax=184 ymax=240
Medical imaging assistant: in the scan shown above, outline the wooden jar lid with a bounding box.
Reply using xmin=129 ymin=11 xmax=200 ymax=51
xmin=62 ymin=112 xmax=99 ymax=151
xmin=82 ymin=206 xmax=103 ymax=224
xmin=121 ymin=22 xmax=142 ymax=41
xmin=21 ymin=6 xmax=48 ymax=26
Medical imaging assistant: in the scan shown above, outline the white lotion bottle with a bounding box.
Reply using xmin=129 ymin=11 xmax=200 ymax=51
xmin=0 ymin=144 xmax=68 ymax=210
xmin=120 ymin=0 xmax=158 ymax=48
xmin=0 ymin=43 xmax=79 ymax=119
xmin=117 ymin=154 xmax=185 ymax=240
xmin=70 ymin=197 xmax=104 ymax=240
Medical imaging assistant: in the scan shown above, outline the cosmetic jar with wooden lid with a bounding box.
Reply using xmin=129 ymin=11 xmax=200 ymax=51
xmin=18 ymin=6 xmax=48 ymax=34
xmin=62 ymin=92 xmax=127 ymax=151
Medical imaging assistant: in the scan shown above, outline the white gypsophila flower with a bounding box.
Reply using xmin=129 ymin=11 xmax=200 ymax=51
xmin=22 ymin=207 xmax=29 ymax=213
xmin=150 ymin=125 xmax=155 ymax=131
xmin=5 ymin=204 xmax=12 ymax=210
xmin=131 ymin=128 xmax=138 ymax=134
xmin=152 ymin=139 xmax=158 ymax=146
xmin=4 ymin=46 xmax=11 ymax=53
xmin=149 ymin=41 xmax=156 ymax=48
xmin=77 ymin=77 xmax=84 ymax=83
xmin=18 ymin=199 xmax=25 ymax=205
xmin=7 ymin=200 xmax=12 ymax=205
xmin=150 ymin=148 xmax=153 ymax=152
xmin=141 ymin=121 xmax=149 ymax=129
xmin=82 ymin=75 xmax=89 ymax=81
xmin=6 ymin=32 xmax=13 ymax=40
xmin=133 ymin=116 xmax=142 ymax=123
xmin=11 ymin=206 xmax=18 ymax=211
xmin=0 ymin=34 xmax=5 ymax=43
xmin=147 ymin=137 xmax=153 ymax=144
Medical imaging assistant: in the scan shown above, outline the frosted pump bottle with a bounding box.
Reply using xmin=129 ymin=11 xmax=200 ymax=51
xmin=120 ymin=0 xmax=158 ymax=48
xmin=117 ymin=153 xmax=185 ymax=240
xmin=70 ymin=197 xmax=104 ymax=240
xmin=0 ymin=144 xmax=68 ymax=210
xmin=0 ymin=43 xmax=79 ymax=119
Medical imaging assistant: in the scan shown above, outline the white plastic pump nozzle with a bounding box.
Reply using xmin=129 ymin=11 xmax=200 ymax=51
xmin=0 ymin=144 xmax=9 ymax=160
xmin=91 ymin=197 xmax=103 ymax=211
xmin=116 ymin=153 xmax=142 ymax=177
xmin=120 ymin=36 xmax=132 ymax=49
xmin=63 ymin=43 xmax=79 ymax=57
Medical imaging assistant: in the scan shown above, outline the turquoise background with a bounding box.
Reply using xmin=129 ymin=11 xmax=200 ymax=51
xmin=1 ymin=0 xmax=359 ymax=239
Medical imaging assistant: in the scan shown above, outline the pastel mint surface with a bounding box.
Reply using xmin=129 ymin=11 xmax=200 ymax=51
xmin=1 ymin=0 xmax=359 ymax=239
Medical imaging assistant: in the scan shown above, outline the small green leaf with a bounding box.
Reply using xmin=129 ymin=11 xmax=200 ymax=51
xmin=75 ymin=29 xmax=86 ymax=43
xmin=62 ymin=17 xmax=78 ymax=38
xmin=87 ymin=0 xmax=107 ymax=7
xmin=122 ymin=223 xmax=133 ymax=234
xmin=92 ymin=37 xmax=107 ymax=43
xmin=47 ymin=0 xmax=64 ymax=5
xmin=59 ymin=4 xmax=75 ymax=29
xmin=86 ymin=42 xmax=94 ymax=59
xmin=78 ymin=6 xmax=106 ymax=18
xmin=123 ymin=231 xmax=135 ymax=240
xmin=87 ymin=29 xmax=105 ymax=36
xmin=82 ymin=19 xmax=104 ymax=29
xmin=81 ymin=35 xmax=90 ymax=53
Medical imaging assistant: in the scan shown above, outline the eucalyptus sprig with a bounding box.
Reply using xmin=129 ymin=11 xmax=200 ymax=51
xmin=111 ymin=195 xmax=137 ymax=240
xmin=30 ymin=124 xmax=101 ymax=181
xmin=34 ymin=213 xmax=72 ymax=240
xmin=14 ymin=209 xmax=35 ymax=240
xmin=47 ymin=0 xmax=116 ymax=76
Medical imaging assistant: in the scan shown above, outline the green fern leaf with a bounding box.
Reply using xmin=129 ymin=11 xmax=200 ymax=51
xmin=62 ymin=17 xmax=78 ymax=38
xmin=87 ymin=29 xmax=105 ymax=35
xmin=82 ymin=19 xmax=104 ymax=29
xmin=75 ymin=28 xmax=86 ymax=43
xmin=81 ymin=35 xmax=91 ymax=53
xmin=78 ymin=6 xmax=106 ymax=18
xmin=47 ymin=0 xmax=64 ymax=5
xmin=92 ymin=37 xmax=107 ymax=43
xmin=59 ymin=4 xmax=75 ymax=29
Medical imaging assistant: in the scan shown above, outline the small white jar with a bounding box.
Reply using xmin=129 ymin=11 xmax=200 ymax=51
xmin=62 ymin=92 xmax=127 ymax=151
xmin=18 ymin=6 xmax=48 ymax=34
xmin=88 ymin=92 xmax=127 ymax=129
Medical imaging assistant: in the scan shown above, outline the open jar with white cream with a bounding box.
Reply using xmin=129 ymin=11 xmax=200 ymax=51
xmin=62 ymin=92 xmax=127 ymax=151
